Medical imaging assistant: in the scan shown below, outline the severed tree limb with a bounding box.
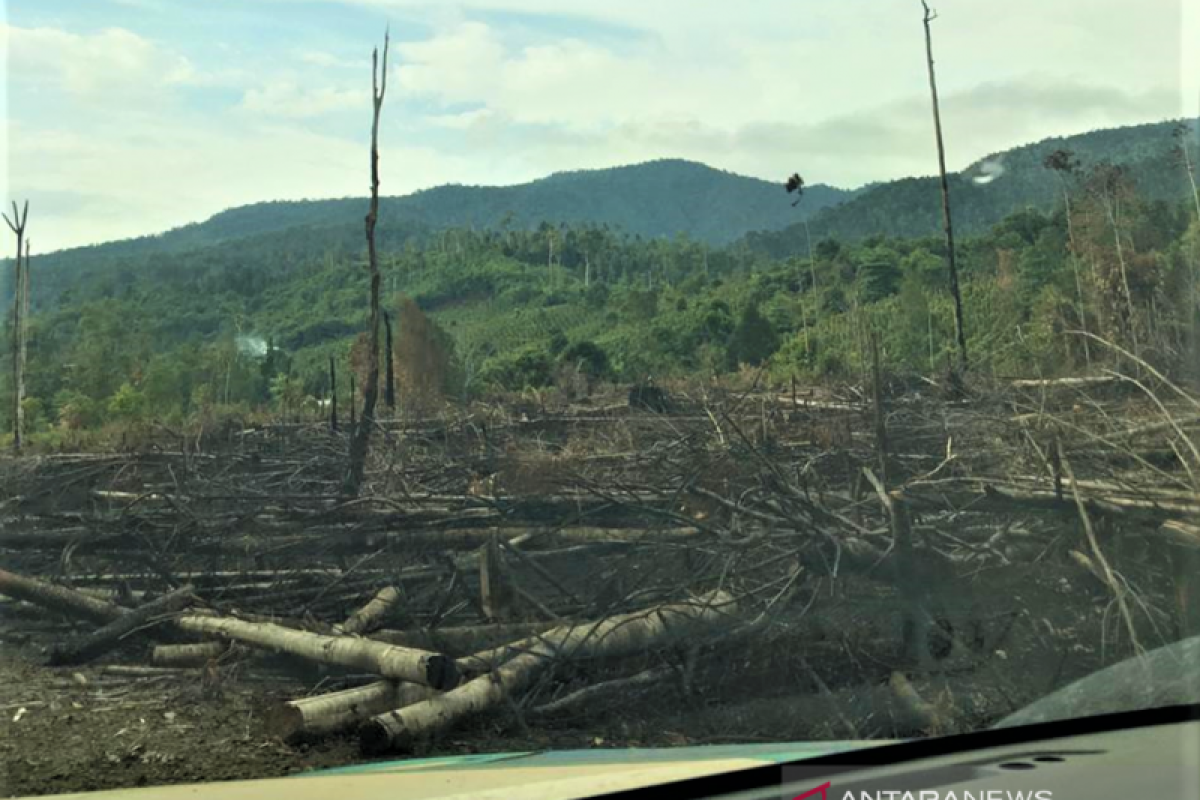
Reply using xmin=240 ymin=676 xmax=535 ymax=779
xmin=175 ymin=613 xmax=458 ymax=689
xmin=340 ymin=586 xmax=403 ymax=635
xmin=49 ymin=585 xmax=196 ymax=666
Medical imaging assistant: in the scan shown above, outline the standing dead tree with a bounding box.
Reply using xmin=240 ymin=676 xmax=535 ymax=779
xmin=920 ymin=1 xmax=968 ymax=374
xmin=329 ymin=356 xmax=339 ymax=432
xmin=384 ymin=310 xmax=396 ymax=411
xmin=344 ymin=30 xmax=390 ymax=497
xmin=3 ymin=200 xmax=30 ymax=453
xmin=1044 ymin=149 xmax=1092 ymax=368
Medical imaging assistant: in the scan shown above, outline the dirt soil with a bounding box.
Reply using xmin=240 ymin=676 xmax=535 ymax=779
xmin=1 ymin=558 xmax=1153 ymax=799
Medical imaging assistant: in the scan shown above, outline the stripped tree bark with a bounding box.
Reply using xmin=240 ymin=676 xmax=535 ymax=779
xmin=344 ymin=30 xmax=389 ymax=497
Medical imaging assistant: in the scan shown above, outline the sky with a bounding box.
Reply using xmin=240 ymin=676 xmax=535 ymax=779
xmin=2 ymin=0 xmax=1197 ymax=253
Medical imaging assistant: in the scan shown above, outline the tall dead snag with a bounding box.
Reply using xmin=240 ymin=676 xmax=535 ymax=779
xmin=2 ymin=200 xmax=29 ymax=452
xmin=1044 ymin=149 xmax=1091 ymax=367
xmin=328 ymin=356 xmax=339 ymax=432
xmin=344 ymin=30 xmax=389 ymax=497
xmin=920 ymin=2 xmax=967 ymax=374
xmin=383 ymin=310 xmax=396 ymax=410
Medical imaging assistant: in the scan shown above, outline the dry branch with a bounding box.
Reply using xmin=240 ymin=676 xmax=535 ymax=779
xmin=0 ymin=568 xmax=125 ymax=624
xmin=48 ymin=585 xmax=196 ymax=666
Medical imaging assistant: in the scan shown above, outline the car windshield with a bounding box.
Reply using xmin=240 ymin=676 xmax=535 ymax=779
xmin=1 ymin=0 xmax=1198 ymax=797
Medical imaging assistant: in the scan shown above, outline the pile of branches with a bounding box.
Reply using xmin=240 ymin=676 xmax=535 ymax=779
xmin=1 ymin=371 xmax=1197 ymax=752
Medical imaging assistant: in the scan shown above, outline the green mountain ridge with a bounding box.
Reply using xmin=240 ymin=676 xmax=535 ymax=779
xmin=749 ymin=118 xmax=1198 ymax=256
xmin=36 ymin=158 xmax=854 ymax=264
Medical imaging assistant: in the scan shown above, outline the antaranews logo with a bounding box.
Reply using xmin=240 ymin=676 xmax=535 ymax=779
xmin=791 ymin=783 xmax=1052 ymax=800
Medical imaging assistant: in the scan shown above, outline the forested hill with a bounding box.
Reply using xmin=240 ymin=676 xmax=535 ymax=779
xmin=747 ymin=118 xmax=1198 ymax=257
xmin=41 ymin=159 xmax=853 ymax=262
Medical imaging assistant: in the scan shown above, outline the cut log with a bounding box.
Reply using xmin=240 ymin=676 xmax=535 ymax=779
xmin=341 ymin=586 xmax=403 ymax=635
xmin=371 ymin=622 xmax=555 ymax=655
xmin=268 ymin=680 xmax=437 ymax=741
xmin=151 ymin=641 xmax=231 ymax=668
xmin=361 ymin=649 xmax=543 ymax=754
xmin=0 ymin=568 xmax=125 ymax=624
xmin=362 ymin=591 xmax=737 ymax=754
xmin=175 ymin=614 xmax=458 ymax=689
xmin=1011 ymin=376 xmax=1119 ymax=389
xmin=48 ymin=585 xmax=196 ymax=666
xmin=459 ymin=589 xmax=738 ymax=675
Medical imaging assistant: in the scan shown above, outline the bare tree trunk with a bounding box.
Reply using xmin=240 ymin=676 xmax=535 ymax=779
xmin=1059 ymin=183 xmax=1092 ymax=367
xmin=344 ymin=31 xmax=389 ymax=497
xmin=383 ymin=310 xmax=396 ymax=411
xmin=3 ymin=201 xmax=29 ymax=452
xmin=329 ymin=356 xmax=338 ymax=432
xmin=920 ymin=2 xmax=968 ymax=373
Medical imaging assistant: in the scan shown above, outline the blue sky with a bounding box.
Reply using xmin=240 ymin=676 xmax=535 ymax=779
xmin=3 ymin=0 xmax=1197 ymax=251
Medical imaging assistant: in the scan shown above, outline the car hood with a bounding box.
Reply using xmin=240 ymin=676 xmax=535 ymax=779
xmin=40 ymin=741 xmax=894 ymax=800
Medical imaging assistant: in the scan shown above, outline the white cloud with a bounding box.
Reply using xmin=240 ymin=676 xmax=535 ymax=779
xmin=298 ymin=50 xmax=363 ymax=69
xmin=4 ymin=24 xmax=199 ymax=101
xmin=238 ymin=81 xmax=370 ymax=119
xmin=6 ymin=116 xmax=478 ymax=252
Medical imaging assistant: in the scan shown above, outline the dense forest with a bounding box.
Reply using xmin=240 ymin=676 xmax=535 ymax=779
xmin=2 ymin=119 xmax=1198 ymax=445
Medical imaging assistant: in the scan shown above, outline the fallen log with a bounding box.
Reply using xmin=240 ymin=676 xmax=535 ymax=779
xmin=362 ymin=591 xmax=737 ymax=753
xmin=371 ymin=622 xmax=555 ymax=655
xmin=459 ymin=589 xmax=738 ymax=675
xmin=268 ymin=680 xmax=438 ymax=741
xmin=175 ymin=614 xmax=459 ymax=689
xmin=151 ymin=641 xmax=231 ymax=668
xmin=341 ymin=586 xmax=403 ymax=635
xmin=1011 ymin=376 xmax=1119 ymax=390
xmin=0 ymin=568 xmax=125 ymax=624
xmin=48 ymin=585 xmax=196 ymax=666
